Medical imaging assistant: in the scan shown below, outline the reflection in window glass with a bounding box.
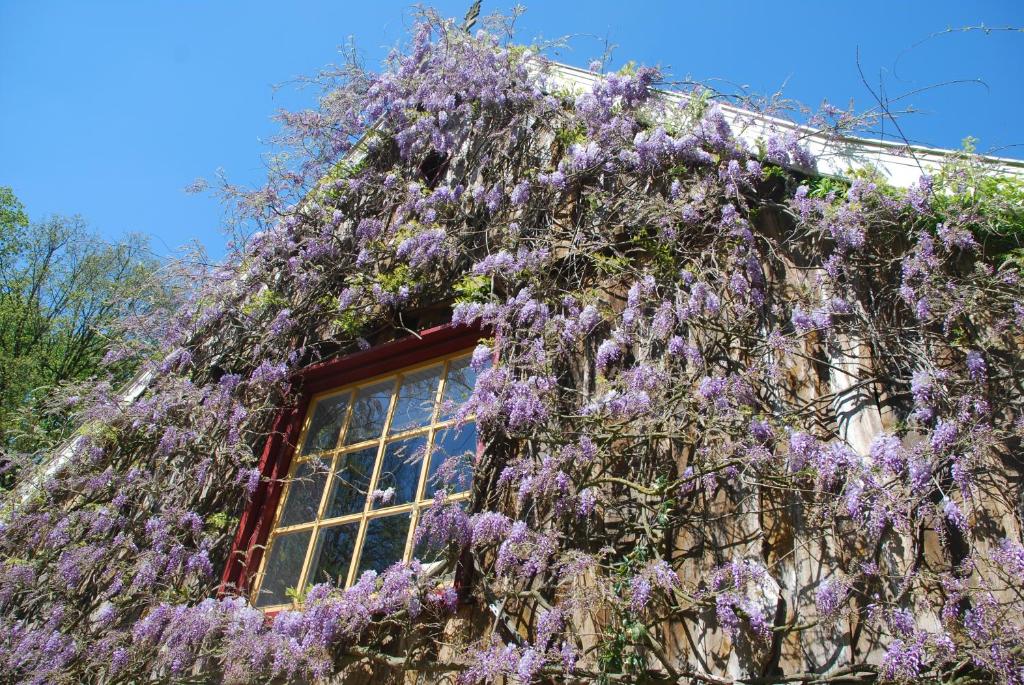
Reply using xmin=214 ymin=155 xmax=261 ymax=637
xmin=300 ymin=392 xmax=350 ymax=455
xmin=325 ymin=448 xmax=375 ymax=518
xmin=427 ymin=423 xmax=476 ymax=497
xmin=441 ymin=356 xmax=484 ymax=419
xmin=374 ymin=436 xmax=427 ymax=508
xmin=390 ymin=365 xmax=443 ymax=434
xmin=278 ymin=460 xmax=328 ymax=527
xmin=357 ymin=513 xmax=411 ymax=576
xmin=345 ymin=380 xmax=394 ymax=445
xmin=256 ymin=529 xmax=311 ymax=607
xmin=307 ymin=523 xmax=358 ymax=586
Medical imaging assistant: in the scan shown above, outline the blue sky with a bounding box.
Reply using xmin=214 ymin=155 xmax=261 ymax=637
xmin=2 ymin=1 xmax=1023 ymax=260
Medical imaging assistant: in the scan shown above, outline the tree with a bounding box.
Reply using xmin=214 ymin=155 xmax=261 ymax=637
xmin=0 ymin=187 xmax=168 ymax=457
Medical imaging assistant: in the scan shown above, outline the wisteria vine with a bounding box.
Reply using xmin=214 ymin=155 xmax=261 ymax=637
xmin=2 ymin=9 xmax=1024 ymax=685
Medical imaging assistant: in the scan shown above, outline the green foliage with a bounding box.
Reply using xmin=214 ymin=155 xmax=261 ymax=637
xmin=0 ymin=187 xmax=168 ymax=458
xmin=332 ymin=306 xmax=370 ymax=338
xmin=762 ymin=163 xmax=787 ymax=181
xmin=330 ymin=153 xmax=371 ymax=183
xmin=939 ymin=171 xmax=1024 ymax=242
xmin=242 ymin=287 xmax=288 ymax=316
xmin=599 ymin=545 xmax=652 ymax=682
xmin=553 ymin=121 xmax=587 ymax=149
xmin=285 ymin=583 xmax=314 ymax=605
xmin=376 ymin=263 xmax=415 ymax=295
xmin=632 ymin=226 xmax=676 ymax=278
xmin=78 ymin=420 xmax=120 ymax=446
xmin=616 ymin=60 xmax=638 ymax=77
xmin=999 ymin=248 xmax=1024 ymax=271
xmin=807 ymin=175 xmax=850 ymax=200
xmin=974 ymin=176 xmax=1024 ymax=238
xmin=452 ymin=273 xmax=491 ymax=305
xmin=590 ymin=252 xmax=631 ymax=277
xmin=847 ymin=165 xmax=901 ymax=199
xmin=0 ymin=187 xmax=29 ymax=236
xmin=682 ymin=87 xmax=710 ymax=129
xmin=660 ymin=89 xmax=710 ymax=138
xmin=332 ymin=262 xmax=423 ymax=337
xmin=597 ymin=617 xmax=647 ymax=683
xmin=927 ymin=146 xmax=1024 ymax=263
xmin=206 ymin=511 xmax=238 ymax=534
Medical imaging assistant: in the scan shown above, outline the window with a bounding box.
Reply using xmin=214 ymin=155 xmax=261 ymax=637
xmin=250 ymin=348 xmax=482 ymax=609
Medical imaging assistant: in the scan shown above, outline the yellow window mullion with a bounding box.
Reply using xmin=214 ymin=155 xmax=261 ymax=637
xmin=334 ymin=389 xmax=357 ymax=451
xmin=403 ymin=506 xmax=420 ymax=562
xmin=346 ymin=376 xmax=400 ymax=586
xmin=293 ymin=520 xmax=321 ymax=599
xmin=412 ymin=357 xmax=448 ymax=509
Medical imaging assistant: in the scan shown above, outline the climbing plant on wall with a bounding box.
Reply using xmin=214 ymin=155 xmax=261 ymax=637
xmin=2 ymin=9 xmax=1024 ymax=684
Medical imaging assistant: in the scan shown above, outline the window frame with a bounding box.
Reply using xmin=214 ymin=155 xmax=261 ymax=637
xmin=220 ymin=323 xmax=485 ymax=606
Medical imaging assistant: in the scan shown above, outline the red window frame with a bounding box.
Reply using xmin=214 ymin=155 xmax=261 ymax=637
xmin=220 ymin=323 xmax=485 ymax=599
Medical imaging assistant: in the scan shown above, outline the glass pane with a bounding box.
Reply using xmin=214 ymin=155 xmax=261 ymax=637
xmin=278 ymin=460 xmax=328 ymax=527
xmin=325 ymin=447 xmax=376 ymax=518
xmin=389 ymin=365 xmax=443 ymax=434
xmin=344 ymin=380 xmax=394 ymax=445
xmin=426 ymin=423 xmax=476 ymax=497
xmin=300 ymin=392 xmax=350 ymax=455
xmin=374 ymin=435 xmax=427 ymax=508
xmin=441 ymin=355 xmax=484 ymax=419
xmin=255 ymin=529 xmax=311 ymax=607
xmin=306 ymin=522 xmax=359 ymax=587
xmin=356 ymin=513 xmax=411 ymax=576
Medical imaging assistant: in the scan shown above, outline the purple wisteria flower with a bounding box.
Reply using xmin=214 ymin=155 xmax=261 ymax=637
xmin=396 ymin=228 xmax=450 ymax=268
xmin=509 ymin=181 xmax=531 ymax=207
xmin=814 ymin=577 xmax=850 ymax=624
xmin=595 ymin=338 xmax=624 ymax=374
xmin=966 ymin=350 xmax=986 ymax=381
xmin=881 ymin=636 xmax=925 ymax=682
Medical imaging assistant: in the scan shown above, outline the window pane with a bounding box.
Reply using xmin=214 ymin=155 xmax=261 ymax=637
xmin=426 ymin=423 xmax=476 ymax=497
xmin=306 ymin=522 xmax=359 ymax=587
xmin=278 ymin=460 xmax=328 ymax=527
xmin=325 ymin=447 xmax=375 ymax=518
xmin=389 ymin=365 xmax=443 ymax=434
xmin=344 ymin=380 xmax=394 ymax=445
xmin=356 ymin=513 xmax=411 ymax=576
xmin=300 ymin=392 xmax=350 ymax=455
xmin=374 ymin=435 xmax=427 ymax=508
xmin=441 ymin=355 xmax=484 ymax=420
xmin=256 ymin=529 xmax=311 ymax=607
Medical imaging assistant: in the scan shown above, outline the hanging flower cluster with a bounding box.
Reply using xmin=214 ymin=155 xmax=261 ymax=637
xmin=2 ymin=9 xmax=1024 ymax=684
